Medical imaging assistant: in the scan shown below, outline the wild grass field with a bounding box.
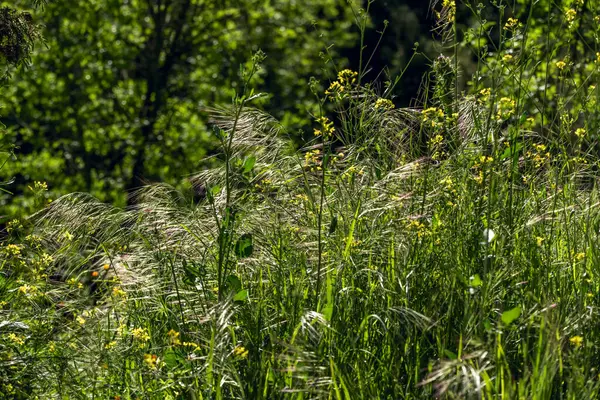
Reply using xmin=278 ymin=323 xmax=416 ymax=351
xmin=2 ymin=1 xmax=600 ymax=399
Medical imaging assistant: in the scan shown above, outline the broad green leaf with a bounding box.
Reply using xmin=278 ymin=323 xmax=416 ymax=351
xmin=243 ymin=156 xmax=256 ymax=173
xmin=234 ymin=233 xmax=253 ymax=258
xmin=469 ymin=274 xmax=482 ymax=287
xmin=233 ymin=289 xmax=248 ymax=302
xmin=501 ymin=306 xmax=521 ymax=326
xmin=226 ymin=274 xmax=242 ymax=293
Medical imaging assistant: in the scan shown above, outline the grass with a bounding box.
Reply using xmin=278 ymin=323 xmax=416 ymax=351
xmin=2 ymin=0 xmax=600 ymax=398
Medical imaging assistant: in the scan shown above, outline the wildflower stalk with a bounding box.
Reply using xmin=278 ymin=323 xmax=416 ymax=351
xmin=217 ymin=51 xmax=265 ymax=301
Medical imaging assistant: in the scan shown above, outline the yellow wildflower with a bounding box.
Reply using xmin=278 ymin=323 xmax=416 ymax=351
xmin=565 ymin=9 xmax=577 ymax=25
xmin=337 ymin=69 xmax=358 ymax=85
xmin=374 ymin=98 xmax=395 ymax=110
xmin=144 ymin=353 xmax=158 ymax=369
xmin=167 ymin=329 xmax=181 ymax=345
xmin=6 ymin=333 xmax=25 ymax=346
xmin=569 ymin=335 xmax=583 ymax=347
xmin=18 ymin=284 xmax=33 ymax=295
xmin=233 ymin=345 xmax=249 ymax=358
xmin=556 ymin=60 xmax=567 ymax=70
xmin=325 ymin=80 xmax=344 ymax=100
xmin=3 ymin=244 xmax=22 ymax=257
xmin=132 ymin=327 xmax=151 ymax=342
xmin=183 ymin=341 xmax=201 ymax=350
xmin=28 ymin=181 xmax=48 ymax=192
xmin=505 ymin=17 xmax=519 ymax=29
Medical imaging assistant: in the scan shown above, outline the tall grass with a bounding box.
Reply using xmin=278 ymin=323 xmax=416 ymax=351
xmin=2 ymin=0 xmax=600 ymax=398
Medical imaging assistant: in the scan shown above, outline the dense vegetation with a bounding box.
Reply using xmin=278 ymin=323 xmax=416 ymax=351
xmin=2 ymin=0 xmax=600 ymax=398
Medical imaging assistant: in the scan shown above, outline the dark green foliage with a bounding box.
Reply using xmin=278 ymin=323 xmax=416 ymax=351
xmin=0 ymin=0 xmax=358 ymax=214
xmin=0 ymin=0 xmax=48 ymax=79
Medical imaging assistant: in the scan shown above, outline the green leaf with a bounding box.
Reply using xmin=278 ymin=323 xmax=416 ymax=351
xmin=233 ymin=289 xmax=248 ymax=302
xmin=322 ymin=304 xmax=333 ymax=321
xmin=443 ymin=349 xmax=458 ymax=360
xmin=328 ymin=216 xmax=338 ymax=236
xmin=243 ymin=156 xmax=256 ymax=173
xmin=501 ymin=306 xmax=521 ymax=326
xmin=163 ymin=349 xmax=183 ymax=368
xmin=500 ymin=142 xmax=523 ymax=160
xmin=483 ymin=319 xmax=492 ymax=332
xmin=469 ymin=274 xmax=482 ymax=287
xmin=210 ymin=185 xmax=222 ymax=196
xmin=226 ymin=274 xmax=242 ymax=293
xmin=234 ymin=233 xmax=253 ymax=258
xmin=182 ymin=260 xmax=204 ymax=286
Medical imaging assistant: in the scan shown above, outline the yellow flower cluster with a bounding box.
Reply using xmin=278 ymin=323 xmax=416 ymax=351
xmin=325 ymin=81 xmax=344 ymax=99
xmin=575 ymin=252 xmax=585 ymax=261
xmin=504 ymin=17 xmax=519 ymax=30
xmin=32 ymin=252 xmax=54 ymax=269
xmin=105 ymin=341 xmax=117 ymax=349
xmin=254 ymin=177 xmax=273 ymax=192
xmin=374 ymin=98 xmax=395 ymax=111
xmin=478 ymin=88 xmax=491 ymax=104
xmin=569 ymin=335 xmax=583 ymax=347
xmin=422 ymin=107 xmax=445 ymax=128
xmin=304 ymin=149 xmax=322 ymax=171
xmin=3 ymin=244 xmax=22 ymax=257
xmin=28 ymin=181 xmax=48 ymax=192
xmin=429 ymin=134 xmax=444 ymax=147
xmin=436 ymin=0 xmax=455 ymax=23
xmin=565 ymin=9 xmax=577 ymax=26
xmin=6 ymin=333 xmax=25 ymax=346
xmin=144 ymin=353 xmax=158 ymax=369
xmin=314 ymin=116 xmax=335 ymax=138
xmin=497 ymin=97 xmax=516 ymax=120
xmin=428 ymin=134 xmax=445 ymax=160
xmin=183 ymin=341 xmax=201 ymax=351
xmin=25 ymin=234 xmax=42 ymax=246
xmin=112 ymin=286 xmax=127 ymax=298
xmin=556 ymin=60 xmax=567 ymax=70
xmin=472 ymin=156 xmax=494 ymax=185
xmin=526 ymin=143 xmax=551 ymax=168
xmin=6 ymin=219 xmax=23 ymax=233
xmin=574 ymin=128 xmax=586 ymax=138
xmin=406 ymin=219 xmax=429 ymax=239
xmin=337 ymin=69 xmax=358 ymax=86
xmin=341 ymin=164 xmax=365 ymax=182
xmin=325 ymin=69 xmax=358 ymax=100
xmin=439 ymin=176 xmax=458 ymax=207
xmin=131 ymin=327 xmax=150 ymax=342
xmin=18 ymin=284 xmax=39 ymax=297
xmin=167 ymin=329 xmax=181 ymax=345
xmin=233 ymin=345 xmax=249 ymax=358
